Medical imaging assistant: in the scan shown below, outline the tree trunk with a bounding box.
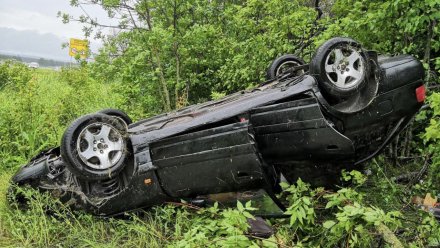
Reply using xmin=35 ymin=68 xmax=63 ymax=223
xmin=174 ymin=42 xmax=183 ymax=109
xmin=424 ymin=20 xmax=433 ymax=84
xmin=153 ymin=49 xmax=172 ymax=112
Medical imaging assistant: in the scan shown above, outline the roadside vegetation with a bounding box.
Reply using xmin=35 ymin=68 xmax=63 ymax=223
xmin=1 ymin=0 xmax=440 ymax=247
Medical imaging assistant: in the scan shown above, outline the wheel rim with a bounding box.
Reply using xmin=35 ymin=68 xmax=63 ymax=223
xmin=324 ymin=45 xmax=365 ymax=88
xmin=276 ymin=61 xmax=304 ymax=77
xmin=76 ymin=123 xmax=124 ymax=170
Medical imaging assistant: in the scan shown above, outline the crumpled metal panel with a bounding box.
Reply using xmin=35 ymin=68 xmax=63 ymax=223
xmin=150 ymin=122 xmax=266 ymax=198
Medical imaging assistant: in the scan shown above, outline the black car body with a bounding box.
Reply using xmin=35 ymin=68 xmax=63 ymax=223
xmin=11 ymin=38 xmax=426 ymax=216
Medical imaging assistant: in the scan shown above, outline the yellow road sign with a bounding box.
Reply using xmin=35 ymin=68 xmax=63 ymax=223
xmin=69 ymin=38 xmax=89 ymax=59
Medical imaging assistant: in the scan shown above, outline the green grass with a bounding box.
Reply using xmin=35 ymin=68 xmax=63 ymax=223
xmin=0 ymin=181 xmax=174 ymax=247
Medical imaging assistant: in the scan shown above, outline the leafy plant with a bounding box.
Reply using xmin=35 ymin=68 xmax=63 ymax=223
xmin=281 ymin=179 xmax=318 ymax=230
xmin=0 ymin=60 xmax=32 ymax=90
xmin=423 ymin=92 xmax=440 ymax=188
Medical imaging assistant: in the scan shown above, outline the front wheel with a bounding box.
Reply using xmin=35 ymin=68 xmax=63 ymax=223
xmin=266 ymin=54 xmax=305 ymax=80
xmin=61 ymin=114 xmax=128 ymax=181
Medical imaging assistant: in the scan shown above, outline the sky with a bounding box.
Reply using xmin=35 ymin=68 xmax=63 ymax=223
xmin=0 ymin=0 xmax=116 ymax=61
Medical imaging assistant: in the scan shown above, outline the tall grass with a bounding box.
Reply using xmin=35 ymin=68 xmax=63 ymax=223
xmin=0 ymin=67 xmax=121 ymax=170
xmin=0 ymin=184 xmax=179 ymax=247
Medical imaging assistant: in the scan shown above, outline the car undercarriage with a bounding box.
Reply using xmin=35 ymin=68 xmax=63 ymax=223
xmin=10 ymin=37 xmax=426 ymax=216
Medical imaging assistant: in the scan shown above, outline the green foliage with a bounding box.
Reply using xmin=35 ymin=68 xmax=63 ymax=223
xmin=210 ymin=91 xmax=226 ymax=100
xmin=322 ymin=175 xmax=402 ymax=248
xmin=90 ymin=0 xmax=320 ymax=112
xmin=171 ymin=201 xmax=260 ymax=247
xmin=411 ymin=213 xmax=440 ymax=247
xmin=0 ymin=65 xmax=122 ymax=170
xmin=276 ymin=173 xmax=398 ymax=247
xmin=274 ymin=170 xmax=439 ymax=247
xmin=2 ymin=184 xmax=174 ymax=247
xmin=323 ymin=171 xmax=402 ymax=247
xmin=423 ymin=92 xmax=440 ymax=187
xmin=281 ymin=179 xmax=317 ymax=230
xmin=323 ymin=203 xmax=402 ymax=247
xmin=0 ymin=60 xmax=32 ymax=90
xmin=341 ymin=169 xmax=367 ymax=186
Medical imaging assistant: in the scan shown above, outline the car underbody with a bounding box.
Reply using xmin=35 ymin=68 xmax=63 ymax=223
xmin=10 ymin=38 xmax=426 ymax=216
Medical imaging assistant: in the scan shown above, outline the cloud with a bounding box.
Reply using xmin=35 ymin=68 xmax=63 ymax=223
xmin=0 ymin=1 xmax=120 ymax=60
xmin=0 ymin=27 xmax=71 ymax=61
xmin=0 ymin=7 xmax=83 ymax=39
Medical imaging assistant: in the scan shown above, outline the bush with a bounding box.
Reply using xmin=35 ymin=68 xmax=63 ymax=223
xmin=0 ymin=60 xmax=32 ymax=90
xmin=423 ymin=92 xmax=440 ymax=187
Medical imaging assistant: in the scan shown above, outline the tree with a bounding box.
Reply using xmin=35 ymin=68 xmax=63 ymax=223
xmin=318 ymin=0 xmax=440 ymax=78
xmin=60 ymin=0 xmax=323 ymax=114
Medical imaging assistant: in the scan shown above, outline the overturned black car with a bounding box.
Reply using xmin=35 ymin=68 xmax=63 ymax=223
xmin=11 ymin=37 xmax=426 ymax=216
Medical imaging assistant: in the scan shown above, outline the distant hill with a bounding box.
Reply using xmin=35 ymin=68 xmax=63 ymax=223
xmin=0 ymin=27 xmax=95 ymax=62
xmin=0 ymin=52 xmax=71 ymax=68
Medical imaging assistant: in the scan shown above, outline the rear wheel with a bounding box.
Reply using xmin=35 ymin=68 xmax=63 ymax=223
xmin=310 ymin=37 xmax=369 ymax=98
xmin=61 ymin=114 xmax=128 ymax=181
xmin=98 ymin=109 xmax=132 ymax=125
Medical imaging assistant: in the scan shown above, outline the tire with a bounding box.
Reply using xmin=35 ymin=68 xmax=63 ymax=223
xmin=310 ymin=37 xmax=369 ymax=98
xmin=98 ymin=109 xmax=132 ymax=125
xmin=61 ymin=113 xmax=128 ymax=181
xmin=266 ymin=54 xmax=305 ymax=80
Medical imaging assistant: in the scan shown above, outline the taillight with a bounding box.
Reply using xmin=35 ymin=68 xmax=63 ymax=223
xmin=416 ymin=85 xmax=426 ymax=103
